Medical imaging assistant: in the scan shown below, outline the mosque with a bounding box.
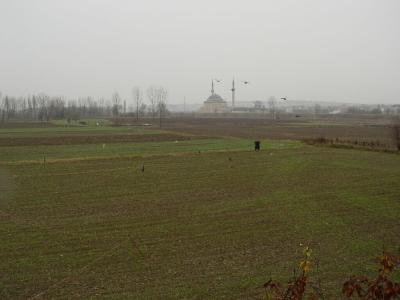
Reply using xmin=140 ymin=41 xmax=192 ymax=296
xmin=199 ymin=80 xmax=230 ymax=113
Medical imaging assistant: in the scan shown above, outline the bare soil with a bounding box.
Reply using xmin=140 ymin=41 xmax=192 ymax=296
xmin=0 ymin=133 xmax=197 ymax=147
xmin=156 ymin=116 xmax=396 ymax=144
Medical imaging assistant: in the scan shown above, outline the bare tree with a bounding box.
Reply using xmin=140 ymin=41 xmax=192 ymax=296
xmin=146 ymin=86 xmax=157 ymax=119
xmin=268 ymin=96 xmax=277 ymax=120
xmin=0 ymin=89 xmax=168 ymax=123
xmin=0 ymin=92 xmax=127 ymax=122
xmin=31 ymin=95 xmax=37 ymax=120
xmin=3 ymin=97 xmax=10 ymax=121
xmin=139 ymin=103 xmax=147 ymax=117
xmin=0 ymin=92 xmax=3 ymax=122
xmin=37 ymin=94 xmax=49 ymax=121
xmin=112 ymin=92 xmax=121 ymax=117
xmin=156 ymin=87 xmax=168 ymax=128
xmin=132 ymin=87 xmax=142 ymax=121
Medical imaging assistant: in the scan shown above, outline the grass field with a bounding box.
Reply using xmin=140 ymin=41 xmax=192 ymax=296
xmin=1 ymin=120 xmax=400 ymax=299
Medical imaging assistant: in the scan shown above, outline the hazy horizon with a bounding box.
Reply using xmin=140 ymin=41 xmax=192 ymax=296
xmin=1 ymin=0 xmax=399 ymax=105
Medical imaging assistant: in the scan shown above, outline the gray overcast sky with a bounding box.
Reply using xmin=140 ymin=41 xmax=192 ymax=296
xmin=0 ymin=0 xmax=399 ymax=104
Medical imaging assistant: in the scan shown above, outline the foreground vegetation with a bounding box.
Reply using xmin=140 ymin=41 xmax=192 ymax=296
xmin=0 ymin=121 xmax=399 ymax=299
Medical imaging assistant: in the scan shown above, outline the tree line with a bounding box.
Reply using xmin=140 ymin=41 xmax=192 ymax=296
xmin=0 ymin=86 xmax=168 ymax=123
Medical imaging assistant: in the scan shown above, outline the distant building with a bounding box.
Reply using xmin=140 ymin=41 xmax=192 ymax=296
xmin=199 ymin=80 xmax=229 ymax=113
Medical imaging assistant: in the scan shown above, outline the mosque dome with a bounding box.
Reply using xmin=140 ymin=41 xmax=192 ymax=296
xmin=206 ymin=93 xmax=224 ymax=103
xmin=199 ymin=79 xmax=229 ymax=113
xmin=204 ymin=80 xmax=225 ymax=103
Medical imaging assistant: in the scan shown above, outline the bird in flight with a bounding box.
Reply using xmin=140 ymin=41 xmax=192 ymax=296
xmin=280 ymin=97 xmax=287 ymax=101
xmin=242 ymin=81 xmax=250 ymax=84
xmin=214 ymin=79 xmax=222 ymax=83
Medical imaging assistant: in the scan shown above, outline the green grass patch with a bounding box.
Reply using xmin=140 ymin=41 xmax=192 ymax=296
xmin=0 ymin=139 xmax=300 ymax=163
xmin=51 ymin=118 xmax=113 ymax=127
xmin=0 ymin=125 xmax=164 ymax=138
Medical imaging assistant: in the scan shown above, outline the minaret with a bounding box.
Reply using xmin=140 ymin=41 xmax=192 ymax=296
xmin=231 ymin=78 xmax=235 ymax=109
xmin=211 ymin=79 xmax=215 ymax=94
